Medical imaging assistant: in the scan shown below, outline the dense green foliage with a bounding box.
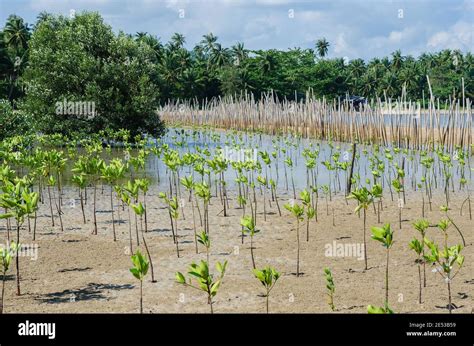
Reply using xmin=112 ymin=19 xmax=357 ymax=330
xmin=23 ymin=13 xmax=164 ymax=137
xmin=1 ymin=12 xmax=165 ymax=138
xmin=0 ymin=100 xmax=31 ymax=138
xmin=0 ymin=15 xmax=30 ymax=104
xmin=0 ymin=11 xmax=472 ymax=139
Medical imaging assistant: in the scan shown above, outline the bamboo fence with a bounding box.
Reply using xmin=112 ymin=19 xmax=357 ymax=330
xmin=159 ymin=91 xmax=473 ymax=152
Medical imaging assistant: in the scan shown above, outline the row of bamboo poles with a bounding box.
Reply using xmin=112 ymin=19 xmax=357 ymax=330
xmin=159 ymin=91 xmax=473 ymax=152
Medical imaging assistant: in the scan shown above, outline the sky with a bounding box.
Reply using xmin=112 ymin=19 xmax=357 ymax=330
xmin=0 ymin=0 xmax=472 ymax=60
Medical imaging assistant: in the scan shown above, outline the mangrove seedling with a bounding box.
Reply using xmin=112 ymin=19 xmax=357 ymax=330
xmin=284 ymin=157 xmax=296 ymax=199
xmin=131 ymin=202 xmax=156 ymax=283
xmin=240 ymin=215 xmax=259 ymax=269
xmin=253 ymin=266 xmax=280 ymax=313
xmin=412 ymin=219 xmax=429 ymax=287
xmin=347 ymin=187 xmax=374 ymax=270
xmin=175 ymin=260 xmax=228 ymax=313
xmin=371 ymin=183 xmax=383 ymax=223
xmin=269 ymin=179 xmax=281 ymax=216
xmin=324 ymin=268 xmax=335 ymax=311
xmin=159 ymin=192 xmax=180 ymax=257
xmin=194 ymin=182 xmax=211 ymax=235
xmin=101 ymin=159 xmax=126 ymax=241
xmin=392 ymin=179 xmax=404 ymax=229
xmin=408 ymin=238 xmax=424 ymax=304
xmin=284 ymin=201 xmax=305 ymax=277
xmin=0 ymin=180 xmax=38 ymax=296
xmin=371 ymin=223 xmax=394 ymax=305
xmin=71 ymin=174 xmax=87 ymax=224
xmin=181 ymin=175 xmax=198 ymax=253
xmin=424 ymin=220 xmax=464 ymax=314
xmin=256 ymin=175 xmax=268 ymax=221
xmin=440 ymin=205 xmax=466 ymax=246
xmin=197 ymin=230 xmax=210 ymax=262
xmin=0 ymin=242 xmax=16 ymax=314
xmin=300 ymin=189 xmax=316 ymax=242
xmin=118 ymin=189 xmax=134 ymax=253
xmin=129 ymin=250 xmax=149 ymax=313
xmin=367 ymin=302 xmax=394 ymax=314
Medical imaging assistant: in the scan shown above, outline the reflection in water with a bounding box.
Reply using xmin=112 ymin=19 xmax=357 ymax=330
xmin=57 ymin=127 xmax=472 ymax=195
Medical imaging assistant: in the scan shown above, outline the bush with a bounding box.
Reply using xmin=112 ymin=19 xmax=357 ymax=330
xmin=21 ymin=12 xmax=165 ymax=138
xmin=0 ymin=100 xmax=33 ymax=139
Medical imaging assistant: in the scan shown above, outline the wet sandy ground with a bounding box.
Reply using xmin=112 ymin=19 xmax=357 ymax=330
xmin=1 ymin=186 xmax=472 ymax=313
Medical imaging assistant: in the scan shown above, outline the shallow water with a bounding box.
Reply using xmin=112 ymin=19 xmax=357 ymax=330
xmin=106 ymin=127 xmax=474 ymax=195
xmin=47 ymin=126 xmax=474 ymax=197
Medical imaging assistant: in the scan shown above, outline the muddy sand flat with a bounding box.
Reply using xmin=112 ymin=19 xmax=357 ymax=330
xmin=1 ymin=187 xmax=472 ymax=313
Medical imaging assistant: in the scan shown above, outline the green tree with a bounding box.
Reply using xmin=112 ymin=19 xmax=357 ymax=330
xmin=315 ymin=38 xmax=329 ymax=58
xmin=22 ymin=12 xmax=165 ymax=137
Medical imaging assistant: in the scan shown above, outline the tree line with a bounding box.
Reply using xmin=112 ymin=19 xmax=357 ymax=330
xmin=0 ymin=11 xmax=472 ymax=138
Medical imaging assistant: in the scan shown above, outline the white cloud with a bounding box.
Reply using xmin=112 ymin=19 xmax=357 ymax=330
xmin=255 ymin=0 xmax=294 ymax=5
xmin=165 ymin=0 xmax=190 ymax=10
xmin=298 ymin=10 xmax=323 ymax=21
xmin=427 ymin=20 xmax=473 ymax=50
xmin=427 ymin=32 xmax=451 ymax=48
xmin=243 ymin=15 xmax=280 ymax=46
xmin=388 ymin=31 xmax=403 ymax=43
xmin=28 ymin=0 xmax=112 ymax=12
xmin=333 ymin=33 xmax=348 ymax=54
xmin=1 ymin=0 xmax=472 ymax=59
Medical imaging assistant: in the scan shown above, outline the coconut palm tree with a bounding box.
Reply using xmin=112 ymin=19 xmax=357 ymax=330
xmin=3 ymin=15 xmax=30 ymax=52
xmin=137 ymin=34 xmax=163 ymax=62
xmin=169 ymin=33 xmax=186 ymax=50
xmin=258 ymin=50 xmax=276 ymax=75
xmin=34 ymin=11 xmax=52 ymax=28
xmin=2 ymin=15 xmax=30 ymax=104
xmin=391 ymin=50 xmax=404 ymax=71
xmin=210 ymin=43 xmax=230 ymax=67
xmin=231 ymin=42 xmax=248 ymax=65
xmin=348 ymin=59 xmax=366 ymax=79
xmin=135 ymin=31 xmax=148 ymax=41
xmin=200 ymin=32 xmax=218 ymax=54
xmin=315 ymin=38 xmax=329 ymax=58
